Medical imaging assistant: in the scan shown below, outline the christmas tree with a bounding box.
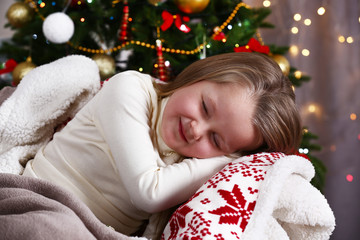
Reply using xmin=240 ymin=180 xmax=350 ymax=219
xmin=0 ymin=0 xmax=325 ymax=190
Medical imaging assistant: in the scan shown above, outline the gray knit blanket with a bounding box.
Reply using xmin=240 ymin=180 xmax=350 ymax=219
xmin=0 ymin=173 xmax=146 ymax=240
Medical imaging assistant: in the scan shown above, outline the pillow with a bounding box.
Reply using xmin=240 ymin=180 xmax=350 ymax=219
xmin=162 ymin=152 xmax=285 ymax=239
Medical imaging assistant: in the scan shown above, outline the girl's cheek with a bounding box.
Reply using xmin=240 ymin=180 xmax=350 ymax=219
xmin=194 ymin=142 xmax=216 ymax=158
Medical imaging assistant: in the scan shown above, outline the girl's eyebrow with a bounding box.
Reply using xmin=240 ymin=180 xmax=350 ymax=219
xmin=207 ymin=96 xmax=217 ymax=116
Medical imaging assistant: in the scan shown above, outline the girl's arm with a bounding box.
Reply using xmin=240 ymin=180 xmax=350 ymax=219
xmin=94 ymin=71 xmax=231 ymax=213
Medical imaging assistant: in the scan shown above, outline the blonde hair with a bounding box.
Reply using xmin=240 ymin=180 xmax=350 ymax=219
xmin=155 ymin=52 xmax=302 ymax=155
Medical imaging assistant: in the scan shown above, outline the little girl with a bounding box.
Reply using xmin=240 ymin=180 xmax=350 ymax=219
xmin=23 ymin=52 xmax=301 ymax=235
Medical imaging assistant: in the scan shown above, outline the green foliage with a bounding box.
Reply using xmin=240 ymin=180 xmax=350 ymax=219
xmin=300 ymin=129 xmax=326 ymax=192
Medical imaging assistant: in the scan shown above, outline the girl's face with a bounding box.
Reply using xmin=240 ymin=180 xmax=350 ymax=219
xmin=160 ymin=81 xmax=261 ymax=158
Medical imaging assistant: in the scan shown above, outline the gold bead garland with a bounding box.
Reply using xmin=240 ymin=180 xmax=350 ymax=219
xmin=28 ymin=1 xmax=260 ymax=55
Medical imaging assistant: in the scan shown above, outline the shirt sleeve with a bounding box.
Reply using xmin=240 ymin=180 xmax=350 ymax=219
xmin=93 ymin=71 xmax=231 ymax=213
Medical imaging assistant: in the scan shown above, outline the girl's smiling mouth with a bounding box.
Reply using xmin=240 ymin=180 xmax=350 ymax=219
xmin=179 ymin=119 xmax=188 ymax=143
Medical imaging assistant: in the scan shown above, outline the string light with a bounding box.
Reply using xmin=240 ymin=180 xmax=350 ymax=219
xmin=301 ymin=48 xmax=310 ymax=56
xmin=308 ymin=104 xmax=317 ymax=113
xmin=291 ymin=27 xmax=299 ymax=34
xmin=304 ymin=18 xmax=312 ymax=26
xmin=263 ymin=0 xmax=271 ymax=7
xmin=294 ymin=13 xmax=302 ymax=21
xmin=346 ymin=174 xmax=354 ymax=182
xmin=298 ymin=148 xmax=309 ymax=154
xmin=338 ymin=35 xmax=346 ymax=43
xmin=330 ymin=145 xmax=336 ymax=152
xmin=294 ymin=70 xmax=302 ymax=79
xmin=289 ymin=45 xmax=299 ymax=56
xmin=350 ymin=113 xmax=357 ymax=120
xmin=317 ymin=7 xmax=326 ymax=15
xmin=346 ymin=36 xmax=354 ymax=43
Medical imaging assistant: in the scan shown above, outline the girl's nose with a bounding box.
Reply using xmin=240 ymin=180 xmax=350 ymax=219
xmin=190 ymin=120 xmax=204 ymax=142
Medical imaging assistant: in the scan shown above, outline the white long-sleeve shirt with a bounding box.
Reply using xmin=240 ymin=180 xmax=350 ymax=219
xmin=23 ymin=71 xmax=231 ymax=234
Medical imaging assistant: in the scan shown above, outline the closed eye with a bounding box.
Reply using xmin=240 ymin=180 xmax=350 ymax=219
xmin=212 ymin=133 xmax=221 ymax=150
xmin=202 ymin=99 xmax=208 ymax=115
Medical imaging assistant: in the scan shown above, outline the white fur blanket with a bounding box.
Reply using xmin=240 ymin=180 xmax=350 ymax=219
xmin=0 ymin=55 xmax=101 ymax=174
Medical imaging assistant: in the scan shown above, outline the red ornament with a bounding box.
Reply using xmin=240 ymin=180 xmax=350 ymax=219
xmin=213 ymin=32 xmax=226 ymax=41
xmin=234 ymin=38 xmax=270 ymax=54
xmin=155 ymin=39 xmax=168 ymax=82
xmin=0 ymin=59 xmax=17 ymax=75
xmin=160 ymin=10 xmax=191 ymax=33
xmin=118 ymin=0 xmax=129 ymax=42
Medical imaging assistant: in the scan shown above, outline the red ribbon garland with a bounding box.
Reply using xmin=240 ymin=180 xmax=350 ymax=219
xmin=160 ymin=10 xmax=191 ymax=33
xmin=234 ymin=38 xmax=270 ymax=54
xmin=0 ymin=59 xmax=17 ymax=75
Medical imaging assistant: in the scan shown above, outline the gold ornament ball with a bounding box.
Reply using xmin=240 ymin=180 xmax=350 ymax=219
xmin=6 ymin=2 xmax=34 ymax=28
xmin=174 ymin=0 xmax=210 ymax=14
xmin=92 ymin=54 xmax=116 ymax=80
xmin=271 ymin=54 xmax=290 ymax=76
xmin=12 ymin=59 xmax=36 ymax=86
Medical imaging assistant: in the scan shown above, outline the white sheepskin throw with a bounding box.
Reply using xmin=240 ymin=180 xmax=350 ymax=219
xmin=0 ymin=55 xmax=101 ymax=174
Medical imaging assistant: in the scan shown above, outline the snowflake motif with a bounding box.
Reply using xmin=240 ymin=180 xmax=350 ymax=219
xmin=200 ymin=198 xmax=211 ymax=205
xmin=208 ymin=184 xmax=256 ymax=232
xmin=214 ymin=233 xmax=225 ymax=240
xmin=166 ymin=204 xmax=193 ymax=239
xmin=248 ymin=187 xmax=258 ymax=194
xmin=179 ymin=212 xmax=212 ymax=239
xmin=231 ymin=231 xmax=241 ymax=239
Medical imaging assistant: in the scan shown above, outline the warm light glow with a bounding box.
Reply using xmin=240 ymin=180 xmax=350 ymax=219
xmin=289 ymin=45 xmax=299 ymax=56
xmin=346 ymin=174 xmax=354 ymax=182
xmin=304 ymin=19 xmax=312 ymax=26
xmin=222 ymin=38 xmax=227 ymax=43
xmin=308 ymin=104 xmax=316 ymax=113
xmin=302 ymin=49 xmax=310 ymax=56
xmin=338 ymin=35 xmax=346 ymax=43
xmin=347 ymin=36 xmax=354 ymax=43
xmin=80 ymin=17 xmax=85 ymax=22
xmin=154 ymin=63 xmax=158 ymax=68
xmin=350 ymin=113 xmax=357 ymax=120
xmin=138 ymin=67 xmax=143 ymax=72
xmin=263 ymin=0 xmax=271 ymax=7
xmin=294 ymin=13 xmax=302 ymax=21
xmin=294 ymin=70 xmax=302 ymax=79
xmin=317 ymin=7 xmax=326 ymax=15
xmin=330 ymin=145 xmax=336 ymax=152
xmin=291 ymin=27 xmax=299 ymax=34
xmin=358 ymin=133 xmax=360 ymax=140
xmin=77 ymin=0 xmax=82 ymax=5
xmin=40 ymin=2 xmax=46 ymax=7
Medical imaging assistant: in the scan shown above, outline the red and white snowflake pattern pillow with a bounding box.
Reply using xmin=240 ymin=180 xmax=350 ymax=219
xmin=162 ymin=152 xmax=285 ymax=240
